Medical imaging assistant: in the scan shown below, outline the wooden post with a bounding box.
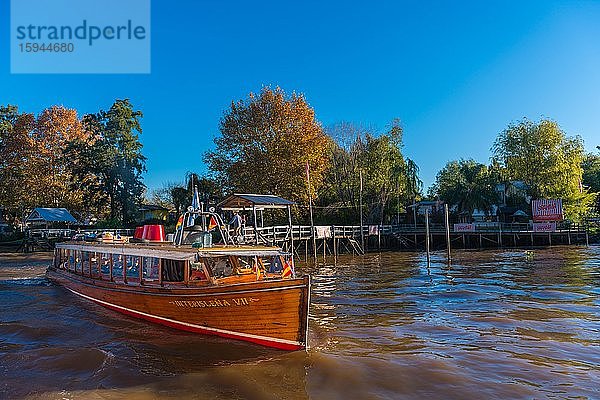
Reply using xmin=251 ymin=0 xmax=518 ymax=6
xmin=109 ymin=254 xmax=113 ymax=282
xmin=253 ymin=205 xmax=259 ymax=245
xmin=444 ymin=204 xmax=451 ymax=264
xmin=498 ymin=222 xmax=503 ymax=248
xmin=306 ymin=162 xmax=317 ymax=260
xmin=287 ymin=205 xmax=294 ymax=258
xmin=359 ymin=170 xmax=365 ymax=251
xmin=158 ymin=259 xmax=163 ymax=286
xmin=139 ymin=256 xmax=143 ymax=285
xmin=425 ymin=210 xmax=431 ymax=267
xmin=333 ymin=228 xmax=337 ymax=261
xmin=123 ymin=256 xmax=127 ymax=284
xmin=184 ymin=261 xmax=189 ymax=286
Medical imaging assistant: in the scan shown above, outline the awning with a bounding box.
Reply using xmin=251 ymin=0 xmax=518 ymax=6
xmin=218 ymin=194 xmax=295 ymax=211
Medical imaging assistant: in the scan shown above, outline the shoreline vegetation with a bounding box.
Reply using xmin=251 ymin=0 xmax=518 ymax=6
xmin=1 ymin=87 xmax=599 ymax=233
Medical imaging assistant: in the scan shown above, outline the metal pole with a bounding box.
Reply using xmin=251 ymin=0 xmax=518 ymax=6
xmin=425 ymin=209 xmax=431 ymax=267
xmin=360 ymin=170 xmax=365 ymax=250
xmin=444 ymin=204 xmax=451 ymax=265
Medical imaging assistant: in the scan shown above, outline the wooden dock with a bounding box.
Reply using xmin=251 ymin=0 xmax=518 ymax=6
xmin=237 ymin=222 xmax=591 ymax=259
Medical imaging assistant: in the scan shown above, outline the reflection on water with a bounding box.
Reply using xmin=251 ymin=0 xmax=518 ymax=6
xmin=1 ymin=246 xmax=599 ymax=399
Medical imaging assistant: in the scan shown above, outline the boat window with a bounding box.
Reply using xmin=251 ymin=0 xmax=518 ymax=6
xmin=90 ymin=252 xmax=100 ymax=277
xmin=208 ymin=257 xmax=234 ymax=278
xmin=126 ymin=255 xmax=140 ymax=282
xmin=162 ymin=259 xmax=184 ymax=282
xmin=75 ymin=251 xmax=83 ymax=274
xmin=67 ymin=250 xmax=75 ymax=271
xmin=100 ymin=253 xmax=111 ymax=279
xmin=59 ymin=249 xmax=67 ymax=270
xmin=143 ymin=257 xmax=160 ymax=282
xmin=189 ymin=261 xmax=207 ymax=281
xmin=268 ymin=256 xmax=284 ymax=273
xmin=112 ymin=254 xmax=124 ymax=281
xmin=82 ymin=252 xmax=89 ymax=275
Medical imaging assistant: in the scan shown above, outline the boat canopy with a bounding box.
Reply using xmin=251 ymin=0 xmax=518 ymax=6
xmin=218 ymin=194 xmax=295 ymax=211
xmin=56 ymin=243 xmax=197 ymax=261
xmin=55 ymin=242 xmax=288 ymax=260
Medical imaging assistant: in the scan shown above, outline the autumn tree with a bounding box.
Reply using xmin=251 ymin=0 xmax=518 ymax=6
xmin=492 ymin=118 xmax=594 ymax=220
xmin=0 ymin=105 xmax=93 ymax=220
xmin=429 ymin=159 xmax=498 ymax=216
xmin=205 ymin=87 xmax=330 ymax=203
xmin=0 ymin=106 xmax=35 ymax=221
xmin=32 ymin=106 xmax=87 ymax=209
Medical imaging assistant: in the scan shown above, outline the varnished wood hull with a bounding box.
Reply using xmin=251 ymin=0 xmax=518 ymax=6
xmin=46 ymin=268 xmax=310 ymax=350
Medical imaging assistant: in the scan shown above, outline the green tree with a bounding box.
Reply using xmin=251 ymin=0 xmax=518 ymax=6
xmin=68 ymin=99 xmax=146 ymax=224
xmin=492 ymin=118 xmax=593 ymax=220
xmin=582 ymin=150 xmax=600 ymax=212
xmin=429 ymin=159 xmax=498 ymax=217
xmin=205 ymin=87 xmax=330 ymax=202
xmin=320 ymin=120 xmax=422 ymax=224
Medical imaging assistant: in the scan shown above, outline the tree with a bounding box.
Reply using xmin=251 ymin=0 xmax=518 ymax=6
xmin=68 ymin=99 xmax=146 ymax=224
xmin=429 ymin=159 xmax=498 ymax=217
xmin=32 ymin=106 xmax=87 ymax=209
xmin=0 ymin=105 xmax=92 ymax=218
xmin=492 ymin=118 xmax=593 ymax=220
xmin=320 ymin=120 xmax=422 ymax=224
xmin=582 ymin=151 xmax=600 ymax=212
xmin=0 ymin=106 xmax=35 ymax=221
xmin=205 ymin=87 xmax=330 ymax=203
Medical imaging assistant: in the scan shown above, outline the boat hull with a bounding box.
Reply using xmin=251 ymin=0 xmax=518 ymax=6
xmin=46 ymin=268 xmax=310 ymax=350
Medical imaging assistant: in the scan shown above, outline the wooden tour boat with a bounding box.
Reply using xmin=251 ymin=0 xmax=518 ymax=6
xmin=47 ymin=209 xmax=310 ymax=351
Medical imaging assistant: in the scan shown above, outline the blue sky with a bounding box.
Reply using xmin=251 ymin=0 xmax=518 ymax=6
xmin=2 ymin=0 xmax=600 ymax=193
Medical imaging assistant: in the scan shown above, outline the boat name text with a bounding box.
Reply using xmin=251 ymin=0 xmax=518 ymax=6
xmin=169 ymin=297 xmax=259 ymax=308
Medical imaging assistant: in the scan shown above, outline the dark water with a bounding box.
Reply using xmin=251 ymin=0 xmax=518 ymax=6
xmin=1 ymin=247 xmax=599 ymax=399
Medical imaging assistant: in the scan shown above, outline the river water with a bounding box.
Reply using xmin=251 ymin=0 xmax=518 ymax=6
xmin=1 ymin=246 xmax=599 ymax=399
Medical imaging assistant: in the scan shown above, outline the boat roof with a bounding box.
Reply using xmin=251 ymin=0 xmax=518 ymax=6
xmin=219 ymin=193 xmax=295 ymax=210
xmin=55 ymin=242 xmax=287 ymax=260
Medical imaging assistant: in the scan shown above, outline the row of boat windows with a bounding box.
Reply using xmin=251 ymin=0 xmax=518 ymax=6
xmin=55 ymin=249 xmax=187 ymax=283
xmin=55 ymin=249 xmax=289 ymax=284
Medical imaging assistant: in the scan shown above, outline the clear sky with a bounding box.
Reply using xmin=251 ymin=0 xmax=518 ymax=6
xmin=2 ymin=0 xmax=599 ymax=193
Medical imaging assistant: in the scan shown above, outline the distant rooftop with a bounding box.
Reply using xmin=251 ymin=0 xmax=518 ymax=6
xmin=26 ymin=208 xmax=78 ymax=224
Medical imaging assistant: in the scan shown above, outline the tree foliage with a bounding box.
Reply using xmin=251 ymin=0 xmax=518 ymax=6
xmin=320 ymin=120 xmax=422 ymax=224
xmin=0 ymin=105 xmax=91 ymax=221
xmin=492 ymin=118 xmax=593 ymax=220
xmin=67 ymin=99 xmax=146 ymax=224
xmin=429 ymin=159 xmax=498 ymax=216
xmin=582 ymin=150 xmax=600 ymax=212
xmin=205 ymin=87 xmax=330 ymax=203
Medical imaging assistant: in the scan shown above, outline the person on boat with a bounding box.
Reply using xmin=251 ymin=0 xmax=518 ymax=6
xmin=229 ymin=211 xmax=242 ymax=236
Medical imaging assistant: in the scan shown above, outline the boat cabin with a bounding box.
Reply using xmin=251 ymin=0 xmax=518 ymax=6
xmin=53 ymin=243 xmax=294 ymax=287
